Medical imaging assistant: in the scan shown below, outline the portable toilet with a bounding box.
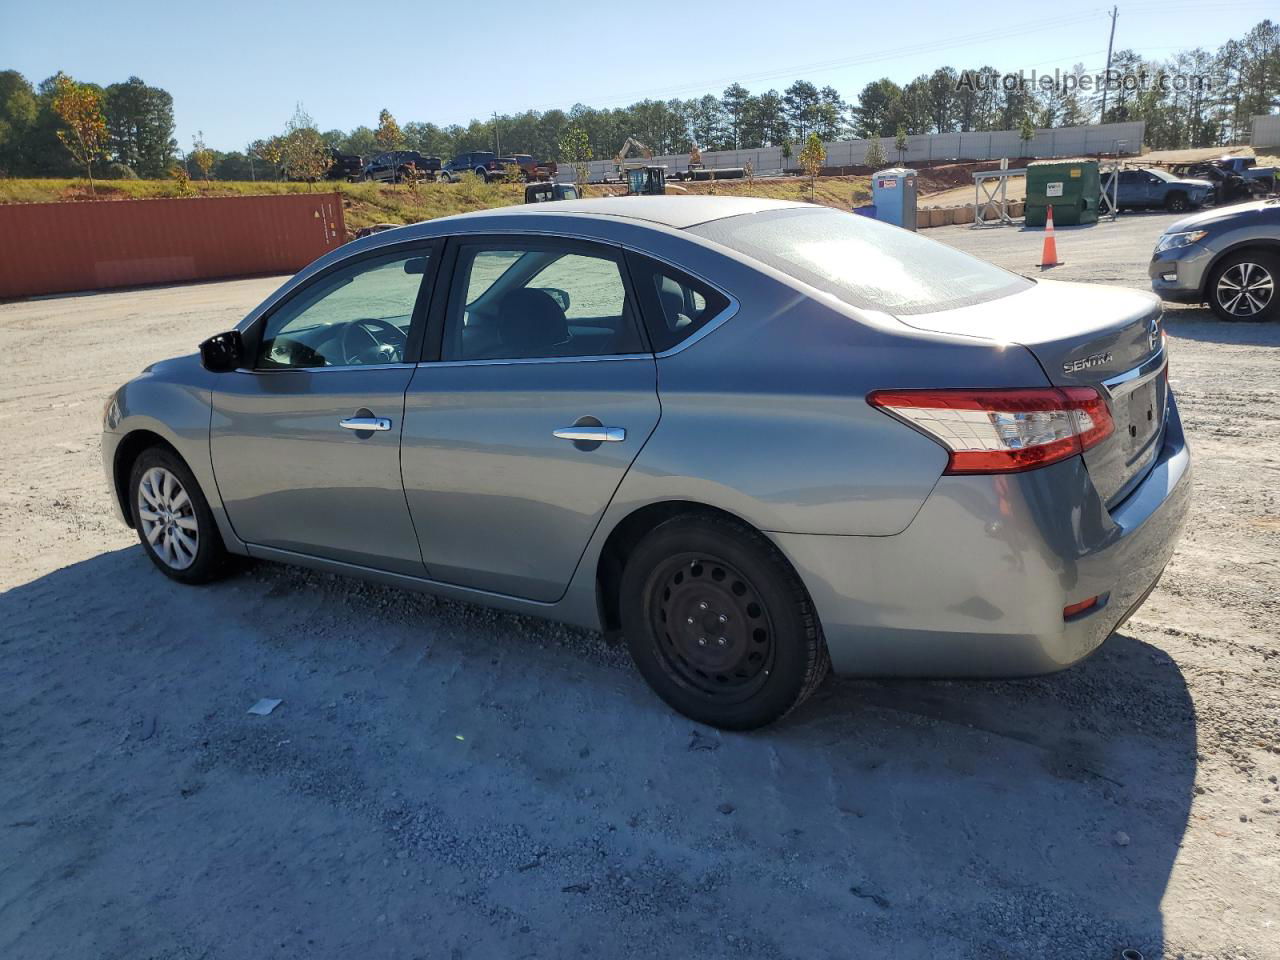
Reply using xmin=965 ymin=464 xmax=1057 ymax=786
xmin=870 ymin=167 xmax=917 ymax=230
xmin=1024 ymin=159 xmax=1100 ymax=227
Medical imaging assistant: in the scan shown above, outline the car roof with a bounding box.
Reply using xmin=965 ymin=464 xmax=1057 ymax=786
xmin=439 ymin=195 xmax=809 ymax=230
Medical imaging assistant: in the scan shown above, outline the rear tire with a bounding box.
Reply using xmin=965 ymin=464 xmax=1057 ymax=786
xmin=1208 ymin=251 xmax=1278 ymax=323
xmin=619 ymin=514 xmax=829 ymax=730
xmin=129 ymin=447 xmax=233 ymax=584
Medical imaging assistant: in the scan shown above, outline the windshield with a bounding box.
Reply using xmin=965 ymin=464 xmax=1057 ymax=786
xmin=690 ymin=207 xmax=1031 ymax=314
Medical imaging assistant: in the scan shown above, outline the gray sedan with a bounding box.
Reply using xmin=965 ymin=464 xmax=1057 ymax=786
xmin=103 ymin=197 xmax=1191 ymax=729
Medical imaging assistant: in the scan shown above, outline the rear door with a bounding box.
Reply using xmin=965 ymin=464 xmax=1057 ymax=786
xmin=401 ymin=235 xmax=660 ymax=601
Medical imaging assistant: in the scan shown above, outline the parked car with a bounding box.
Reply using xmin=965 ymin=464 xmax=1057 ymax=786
xmin=1149 ymin=198 xmax=1280 ymax=322
xmin=1166 ymin=161 xmax=1268 ymax=205
xmin=1114 ymin=168 xmax=1214 ymax=213
xmin=326 ymin=150 xmax=363 ymax=181
xmin=362 ymin=151 xmax=442 ymax=183
xmin=524 ymin=182 xmax=578 ymax=203
xmin=440 ymin=151 xmax=508 ymax=183
xmin=352 ymin=223 xmax=402 ymax=240
xmin=103 ymin=197 xmax=1190 ymax=729
xmin=1214 ymin=156 xmax=1276 ymax=193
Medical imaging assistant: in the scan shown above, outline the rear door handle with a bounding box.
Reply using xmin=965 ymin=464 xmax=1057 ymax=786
xmin=340 ymin=417 xmax=392 ymax=431
xmin=553 ymin=426 xmax=626 ymax=443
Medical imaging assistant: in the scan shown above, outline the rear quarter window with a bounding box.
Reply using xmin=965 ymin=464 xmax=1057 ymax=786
xmin=690 ymin=207 xmax=1030 ymax=315
xmin=625 ymin=252 xmax=732 ymax=353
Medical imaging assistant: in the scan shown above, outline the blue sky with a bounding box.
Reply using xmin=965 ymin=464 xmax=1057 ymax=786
xmin=2 ymin=0 xmax=1273 ymax=152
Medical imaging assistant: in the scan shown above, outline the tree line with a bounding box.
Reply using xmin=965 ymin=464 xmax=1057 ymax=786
xmin=1 ymin=19 xmax=1275 ymax=182
xmin=0 ymin=71 xmax=175 ymax=179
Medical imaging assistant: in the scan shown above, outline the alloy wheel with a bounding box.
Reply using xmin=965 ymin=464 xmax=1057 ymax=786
xmin=137 ymin=466 xmax=199 ymax=570
xmin=1216 ymin=261 xmax=1275 ymax=318
xmin=648 ymin=553 xmax=776 ymax=702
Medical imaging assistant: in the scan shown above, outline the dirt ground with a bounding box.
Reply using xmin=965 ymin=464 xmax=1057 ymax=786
xmin=2 ymin=211 xmax=1278 ymax=960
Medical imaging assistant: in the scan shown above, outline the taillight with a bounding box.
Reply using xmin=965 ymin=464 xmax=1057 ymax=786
xmin=867 ymin=387 xmax=1114 ymax=474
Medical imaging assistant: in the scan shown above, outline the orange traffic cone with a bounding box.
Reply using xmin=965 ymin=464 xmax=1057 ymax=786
xmin=1040 ymin=204 xmax=1061 ymax=268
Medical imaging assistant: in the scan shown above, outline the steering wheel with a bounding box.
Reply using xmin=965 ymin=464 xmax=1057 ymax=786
xmin=340 ymin=317 xmax=407 ymax=366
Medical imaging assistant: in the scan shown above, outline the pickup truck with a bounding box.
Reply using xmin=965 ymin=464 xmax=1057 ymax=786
xmin=1215 ymin=157 xmax=1276 ymax=193
xmin=326 ymin=150 xmax=363 ymax=181
xmin=1167 ymin=161 xmax=1269 ymax=205
xmin=440 ymin=151 xmax=556 ymax=183
xmin=361 ymin=151 xmax=441 ymax=183
xmin=1114 ymin=168 xmax=1214 ymax=213
xmin=440 ymin=151 xmax=509 ymax=183
xmin=510 ymin=154 xmax=557 ymax=181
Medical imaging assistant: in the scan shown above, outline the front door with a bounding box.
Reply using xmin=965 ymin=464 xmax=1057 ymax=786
xmin=211 ymin=243 xmax=437 ymax=575
xmin=402 ymin=236 xmax=660 ymax=601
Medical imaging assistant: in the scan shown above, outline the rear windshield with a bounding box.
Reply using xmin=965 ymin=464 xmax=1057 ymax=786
xmin=689 ymin=207 xmax=1031 ymax=314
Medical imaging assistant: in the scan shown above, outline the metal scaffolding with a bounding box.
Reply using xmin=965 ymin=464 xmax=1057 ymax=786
xmin=972 ymin=168 xmax=1026 ymax=227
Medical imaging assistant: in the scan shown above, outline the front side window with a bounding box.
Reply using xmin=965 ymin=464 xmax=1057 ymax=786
xmin=256 ymin=249 xmax=429 ymax=369
xmin=443 ymin=242 xmax=642 ymax=361
xmin=690 ymin=207 xmax=1030 ymax=315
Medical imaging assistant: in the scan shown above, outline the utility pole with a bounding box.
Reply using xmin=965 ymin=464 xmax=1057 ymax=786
xmin=493 ymin=112 xmax=501 ymax=155
xmin=1100 ymin=5 xmax=1118 ymax=123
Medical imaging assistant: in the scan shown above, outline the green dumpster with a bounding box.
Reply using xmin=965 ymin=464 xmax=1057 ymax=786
xmin=1024 ymin=159 xmax=1100 ymax=227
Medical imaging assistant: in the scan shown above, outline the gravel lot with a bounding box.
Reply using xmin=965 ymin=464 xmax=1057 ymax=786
xmin=2 ymin=211 xmax=1277 ymax=960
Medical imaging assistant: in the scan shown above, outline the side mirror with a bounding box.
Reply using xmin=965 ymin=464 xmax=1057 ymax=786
xmin=199 ymin=330 xmax=245 ymax=372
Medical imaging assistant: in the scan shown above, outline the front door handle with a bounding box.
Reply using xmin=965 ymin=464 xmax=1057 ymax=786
xmin=553 ymin=426 xmax=626 ymax=443
xmin=340 ymin=417 xmax=392 ymax=432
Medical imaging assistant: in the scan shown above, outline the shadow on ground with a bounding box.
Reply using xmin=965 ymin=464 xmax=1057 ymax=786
xmin=1163 ymin=305 xmax=1280 ymax=345
xmin=1 ymin=548 xmax=1196 ymax=959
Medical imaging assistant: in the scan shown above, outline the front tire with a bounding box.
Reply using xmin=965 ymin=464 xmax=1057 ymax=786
xmin=619 ymin=515 xmax=829 ymax=730
xmin=1165 ymin=192 xmax=1189 ymax=213
xmin=1208 ymin=251 xmax=1278 ymax=322
xmin=129 ymin=447 xmax=232 ymax=584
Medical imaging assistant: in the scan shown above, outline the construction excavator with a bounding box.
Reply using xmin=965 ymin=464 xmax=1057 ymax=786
xmin=614 ymin=138 xmax=679 ymax=195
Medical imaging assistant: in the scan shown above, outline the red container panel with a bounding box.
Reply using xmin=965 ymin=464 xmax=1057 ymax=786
xmin=0 ymin=192 xmax=345 ymax=299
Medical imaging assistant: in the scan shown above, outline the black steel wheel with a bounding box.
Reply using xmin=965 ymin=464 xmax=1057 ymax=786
xmin=620 ymin=514 xmax=829 ymax=729
xmin=648 ymin=552 xmax=777 ymax=702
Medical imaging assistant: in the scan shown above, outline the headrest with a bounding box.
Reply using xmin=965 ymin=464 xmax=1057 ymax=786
xmin=497 ymin=288 xmax=570 ymax=354
xmin=656 ymin=275 xmax=692 ymax=331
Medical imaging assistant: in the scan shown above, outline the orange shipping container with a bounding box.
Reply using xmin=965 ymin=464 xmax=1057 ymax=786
xmin=0 ymin=192 xmax=345 ymax=299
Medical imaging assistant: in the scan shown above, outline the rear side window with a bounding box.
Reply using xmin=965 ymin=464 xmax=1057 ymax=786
xmin=443 ymin=241 xmax=643 ymax=362
xmin=626 ymin=253 xmax=731 ymax=353
xmin=689 ymin=207 xmax=1030 ymax=315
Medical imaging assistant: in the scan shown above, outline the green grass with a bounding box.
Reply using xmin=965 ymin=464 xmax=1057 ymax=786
xmin=0 ymin=174 xmax=872 ymax=233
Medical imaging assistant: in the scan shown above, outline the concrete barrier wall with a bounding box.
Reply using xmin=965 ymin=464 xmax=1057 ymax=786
xmin=0 ymin=193 xmax=345 ymax=299
xmin=575 ymin=121 xmax=1146 ymax=182
xmin=1252 ymin=115 xmax=1280 ymax=149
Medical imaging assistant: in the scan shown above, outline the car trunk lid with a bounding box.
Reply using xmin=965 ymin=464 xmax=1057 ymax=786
xmin=898 ymin=280 xmax=1167 ymax=505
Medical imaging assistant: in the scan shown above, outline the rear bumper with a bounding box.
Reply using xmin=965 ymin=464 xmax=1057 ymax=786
xmin=773 ymin=395 xmax=1192 ymax=678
